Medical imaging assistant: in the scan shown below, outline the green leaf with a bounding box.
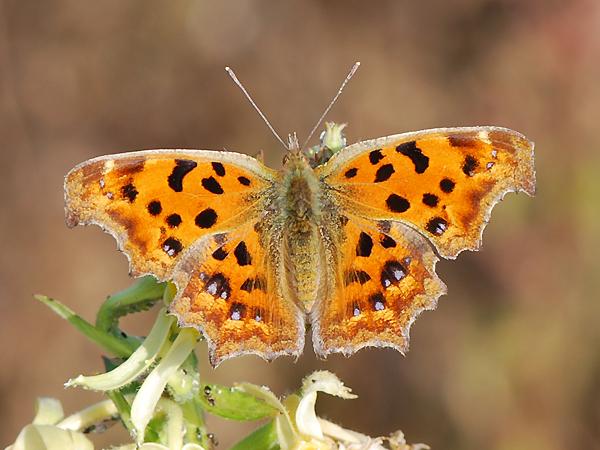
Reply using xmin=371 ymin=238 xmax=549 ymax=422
xmin=95 ymin=276 xmax=166 ymax=333
xmin=105 ymin=390 xmax=133 ymax=434
xmin=230 ymin=421 xmax=279 ymax=450
xmin=34 ymin=295 xmax=137 ymax=358
xmin=198 ymin=384 xmax=279 ymax=421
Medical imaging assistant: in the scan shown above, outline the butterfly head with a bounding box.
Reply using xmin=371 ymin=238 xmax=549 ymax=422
xmin=287 ymin=133 xmax=300 ymax=153
xmin=282 ymin=132 xmax=305 ymax=165
xmin=282 ymin=134 xmax=309 ymax=169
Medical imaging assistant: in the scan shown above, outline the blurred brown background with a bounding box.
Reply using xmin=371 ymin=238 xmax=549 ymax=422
xmin=1 ymin=0 xmax=599 ymax=449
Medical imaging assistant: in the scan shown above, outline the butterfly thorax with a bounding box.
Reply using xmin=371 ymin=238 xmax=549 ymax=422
xmin=278 ymin=151 xmax=324 ymax=312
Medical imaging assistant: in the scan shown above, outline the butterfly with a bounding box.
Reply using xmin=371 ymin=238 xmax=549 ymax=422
xmin=64 ymin=118 xmax=535 ymax=366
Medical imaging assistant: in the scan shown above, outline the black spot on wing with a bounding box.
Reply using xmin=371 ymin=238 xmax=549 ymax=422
xmin=369 ymin=149 xmax=385 ymax=165
xmin=440 ymin=178 xmax=455 ymax=193
xmin=462 ymin=155 xmax=479 ymax=177
xmin=344 ymin=167 xmax=358 ymax=179
xmin=374 ymin=163 xmax=395 ymax=182
xmin=147 ymin=200 xmax=162 ymax=216
xmin=229 ymin=302 xmax=246 ymax=320
xmin=356 ymin=232 xmax=373 ymax=257
xmin=234 ymin=241 xmax=252 ymax=266
xmin=205 ymin=273 xmax=231 ymax=300
xmin=211 ymin=162 xmax=226 ymax=177
xmin=386 ymin=194 xmax=410 ymax=213
xmin=426 ymin=217 xmax=448 ymax=236
xmin=195 ymin=208 xmax=218 ymax=228
xmin=380 ymin=260 xmax=407 ymax=288
xmin=211 ymin=247 xmax=228 ymax=260
xmin=345 ymin=270 xmax=371 ymax=285
xmin=162 ymin=237 xmax=183 ymax=257
xmin=396 ymin=141 xmax=429 ymax=174
xmin=202 ymin=176 xmax=224 ymax=194
xmin=240 ymin=277 xmax=266 ymax=292
xmin=121 ymin=183 xmax=138 ymax=202
xmin=168 ymin=159 xmax=197 ymax=192
xmin=380 ymin=234 xmax=397 ymax=248
xmin=370 ymin=292 xmax=386 ymax=311
xmin=422 ymin=193 xmax=439 ymax=207
xmin=166 ymin=213 xmax=182 ymax=228
xmin=238 ymin=176 xmax=251 ymax=186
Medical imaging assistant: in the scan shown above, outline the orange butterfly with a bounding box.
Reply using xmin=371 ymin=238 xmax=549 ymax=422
xmin=64 ymin=67 xmax=535 ymax=366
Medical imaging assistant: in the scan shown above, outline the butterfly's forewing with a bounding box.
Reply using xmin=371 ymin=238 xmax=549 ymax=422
xmin=316 ymin=127 xmax=535 ymax=259
xmin=65 ymin=150 xmax=275 ymax=277
xmin=312 ymin=216 xmax=446 ymax=356
xmin=170 ymin=220 xmax=305 ymax=366
xmin=66 ymin=150 xmax=305 ymax=365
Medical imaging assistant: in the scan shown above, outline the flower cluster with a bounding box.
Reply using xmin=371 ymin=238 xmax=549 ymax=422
xmin=7 ymin=277 xmax=427 ymax=449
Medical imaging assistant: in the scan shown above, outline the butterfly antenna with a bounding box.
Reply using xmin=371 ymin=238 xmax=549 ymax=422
xmin=225 ymin=66 xmax=288 ymax=151
xmin=301 ymin=61 xmax=361 ymax=150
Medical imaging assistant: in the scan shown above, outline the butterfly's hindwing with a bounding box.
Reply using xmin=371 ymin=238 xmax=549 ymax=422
xmin=312 ymin=215 xmax=446 ymax=356
xmin=170 ymin=220 xmax=305 ymax=366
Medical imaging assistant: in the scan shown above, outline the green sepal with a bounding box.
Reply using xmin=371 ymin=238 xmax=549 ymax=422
xmin=144 ymin=414 xmax=166 ymax=443
xmin=198 ymin=384 xmax=279 ymax=421
xmin=181 ymin=398 xmax=209 ymax=447
xmin=230 ymin=421 xmax=279 ymax=450
xmin=166 ymin=350 xmax=201 ymax=403
xmin=34 ymin=295 xmax=137 ymax=358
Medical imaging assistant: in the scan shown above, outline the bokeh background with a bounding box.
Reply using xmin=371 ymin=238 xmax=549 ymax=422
xmin=1 ymin=1 xmax=599 ymax=449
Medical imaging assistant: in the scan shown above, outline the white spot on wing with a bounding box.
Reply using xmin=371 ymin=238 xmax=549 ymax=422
xmin=206 ymin=281 xmax=217 ymax=296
